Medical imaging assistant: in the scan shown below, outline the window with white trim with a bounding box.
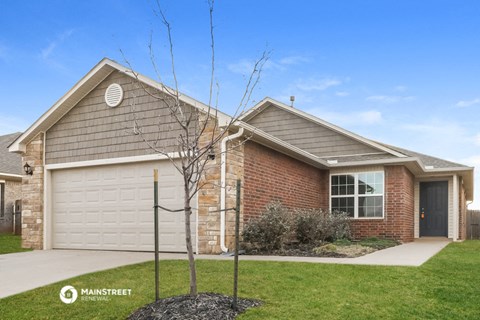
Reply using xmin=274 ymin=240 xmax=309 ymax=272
xmin=331 ymin=171 xmax=384 ymax=218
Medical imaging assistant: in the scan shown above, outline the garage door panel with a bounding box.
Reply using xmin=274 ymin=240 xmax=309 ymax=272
xmin=52 ymin=160 xmax=195 ymax=252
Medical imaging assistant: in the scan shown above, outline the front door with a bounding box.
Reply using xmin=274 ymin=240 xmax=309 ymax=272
xmin=420 ymin=181 xmax=448 ymax=237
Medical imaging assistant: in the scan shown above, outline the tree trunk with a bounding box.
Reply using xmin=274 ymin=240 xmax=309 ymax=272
xmin=184 ymin=186 xmax=197 ymax=296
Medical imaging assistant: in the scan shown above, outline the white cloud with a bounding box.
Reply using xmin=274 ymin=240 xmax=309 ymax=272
xmin=402 ymin=121 xmax=465 ymax=137
xmin=278 ymin=55 xmax=310 ymax=65
xmin=366 ymin=95 xmax=415 ymax=104
xmin=335 ymin=91 xmax=350 ymax=97
xmin=358 ymin=110 xmax=383 ymax=124
xmin=394 ymin=85 xmax=407 ymax=92
xmin=227 ymin=59 xmax=284 ymax=74
xmin=40 ymin=29 xmax=74 ymax=60
xmin=474 ymin=133 xmax=480 ymax=146
xmin=227 ymin=59 xmax=254 ymax=75
xmin=228 ymin=55 xmax=310 ymax=75
xmin=295 ymin=77 xmax=342 ymax=92
xmin=456 ymin=98 xmax=480 ymax=108
xmin=461 ymin=155 xmax=480 ymax=168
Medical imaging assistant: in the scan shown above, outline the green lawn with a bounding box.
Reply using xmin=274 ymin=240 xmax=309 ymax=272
xmin=1 ymin=241 xmax=479 ymax=319
xmin=0 ymin=234 xmax=32 ymax=255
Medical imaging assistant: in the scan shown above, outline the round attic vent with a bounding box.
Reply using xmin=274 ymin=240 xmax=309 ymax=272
xmin=105 ymin=83 xmax=124 ymax=107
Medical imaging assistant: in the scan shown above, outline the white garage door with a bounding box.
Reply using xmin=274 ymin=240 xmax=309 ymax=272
xmin=51 ymin=160 xmax=195 ymax=252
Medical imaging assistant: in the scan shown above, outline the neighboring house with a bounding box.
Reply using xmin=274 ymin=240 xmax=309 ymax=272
xmin=9 ymin=58 xmax=474 ymax=253
xmin=0 ymin=132 xmax=22 ymax=233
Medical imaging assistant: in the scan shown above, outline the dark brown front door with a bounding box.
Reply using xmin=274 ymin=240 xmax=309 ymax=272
xmin=420 ymin=181 xmax=448 ymax=237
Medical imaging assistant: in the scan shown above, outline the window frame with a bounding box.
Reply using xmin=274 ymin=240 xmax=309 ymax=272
xmin=330 ymin=171 xmax=385 ymax=219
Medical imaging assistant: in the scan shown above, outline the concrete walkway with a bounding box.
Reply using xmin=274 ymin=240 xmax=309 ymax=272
xmin=0 ymin=238 xmax=450 ymax=299
xmin=193 ymin=237 xmax=450 ymax=267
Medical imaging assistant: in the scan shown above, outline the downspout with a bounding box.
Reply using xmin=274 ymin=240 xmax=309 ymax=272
xmin=453 ymin=174 xmax=459 ymax=241
xmin=42 ymin=132 xmax=48 ymax=250
xmin=220 ymin=127 xmax=244 ymax=253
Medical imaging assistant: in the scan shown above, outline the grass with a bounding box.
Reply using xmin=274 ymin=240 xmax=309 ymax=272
xmin=0 ymin=234 xmax=32 ymax=255
xmin=334 ymin=237 xmax=399 ymax=250
xmin=1 ymin=241 xmax=480 ymax=319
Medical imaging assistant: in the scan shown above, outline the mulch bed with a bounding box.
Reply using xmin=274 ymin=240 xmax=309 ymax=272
xmin=243 ymin=242 xmax=392 ymax=258
xmin=245 ymin=244 xmax=349 ymax=258
xmin=248 ymin=248 xmax=348 ymax=258
xmin=127 ymin=293 xmax=262 ymax=320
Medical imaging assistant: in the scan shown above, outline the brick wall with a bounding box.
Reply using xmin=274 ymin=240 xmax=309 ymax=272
xmin=243 ymin=141 xmax=328 ymax=221
xmin=350 ymin=165 xmax=415 ymax=242
xmin=21 ymin=133 xmax=44 ymax=249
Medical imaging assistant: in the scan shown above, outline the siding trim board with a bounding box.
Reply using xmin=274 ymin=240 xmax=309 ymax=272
xmin=45 ymin=153 xmax=180 ymax=170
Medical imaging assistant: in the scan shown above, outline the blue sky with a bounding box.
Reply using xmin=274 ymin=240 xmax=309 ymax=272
xmin=1 ymin=1 xmax=479 ymax=207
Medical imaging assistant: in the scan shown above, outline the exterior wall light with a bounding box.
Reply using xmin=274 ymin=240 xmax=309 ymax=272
xmin=207 ymin=147 xmax=216 ymax=161
xmin=23 ymin=163 xmax=33 ymax=175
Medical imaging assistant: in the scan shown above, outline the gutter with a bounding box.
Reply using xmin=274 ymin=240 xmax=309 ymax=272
xmin=220 ymin=127 xmax=244 ymax=253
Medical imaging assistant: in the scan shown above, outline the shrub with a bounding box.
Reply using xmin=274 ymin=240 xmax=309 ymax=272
xmin=294 ymin=209 xmax=351 ymax=245
xmin=242 ymin=201 xmax=292 ymax=252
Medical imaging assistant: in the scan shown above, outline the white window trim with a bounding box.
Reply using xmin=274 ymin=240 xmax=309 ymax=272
xmin=329 ymin=171 xmax=385 ymax=219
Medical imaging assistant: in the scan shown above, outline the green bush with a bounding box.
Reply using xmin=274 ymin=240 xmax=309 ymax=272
xmin=242 ymin=201 xmax=292 ymax=252
xmin=242 ymin=202 xmax=352 ymax=252
xmin=294 ymin=209 xmax=351 ymax=245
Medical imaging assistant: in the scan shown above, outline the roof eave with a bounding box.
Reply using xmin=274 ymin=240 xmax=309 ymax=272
xmin=0 ymin=173 xmax=23 ymax=181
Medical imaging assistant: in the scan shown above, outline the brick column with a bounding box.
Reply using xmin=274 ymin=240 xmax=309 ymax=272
xmin=21 ymin=133 xmax=44 ymax=249
xmin=197 ymin=118 xmax=223 ymax=254
xmin=197 ymin=119 xmax=245 ymax=254
xmin=223 ymin=139 xmax=244 ymax=250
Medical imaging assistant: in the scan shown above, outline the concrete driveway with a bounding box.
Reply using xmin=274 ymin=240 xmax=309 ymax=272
xmin=0 ymin=250 xmax=152 ymax=299
xmin=0 ymin=238 xmax=450 ymax=299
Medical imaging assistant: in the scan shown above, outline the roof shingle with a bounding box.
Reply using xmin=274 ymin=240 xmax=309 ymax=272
xmin=0 ymin=132 xmax=22 ymax=175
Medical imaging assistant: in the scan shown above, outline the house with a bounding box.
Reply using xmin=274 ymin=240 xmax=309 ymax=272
xmin=0 ymin=132 xmax=22 ymax=233
xmin=9 ymin=58 xmax=474 ymax=253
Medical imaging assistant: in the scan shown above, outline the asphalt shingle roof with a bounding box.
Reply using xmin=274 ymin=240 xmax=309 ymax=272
xmin=0 ymin=132 xmax=22 ymax=175
xmin=378 ymin=143 xmax=469 ymax=169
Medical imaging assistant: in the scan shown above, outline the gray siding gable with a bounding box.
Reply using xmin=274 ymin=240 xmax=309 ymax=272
xmin=45 ymin=71 xmax=195 ymax=165
xmin=247 ymin=104 xmax=383 ymax=158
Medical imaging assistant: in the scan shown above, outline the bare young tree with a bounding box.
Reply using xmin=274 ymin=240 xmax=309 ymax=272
xmin=123 ymin=0 xmax=268 ymax=296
